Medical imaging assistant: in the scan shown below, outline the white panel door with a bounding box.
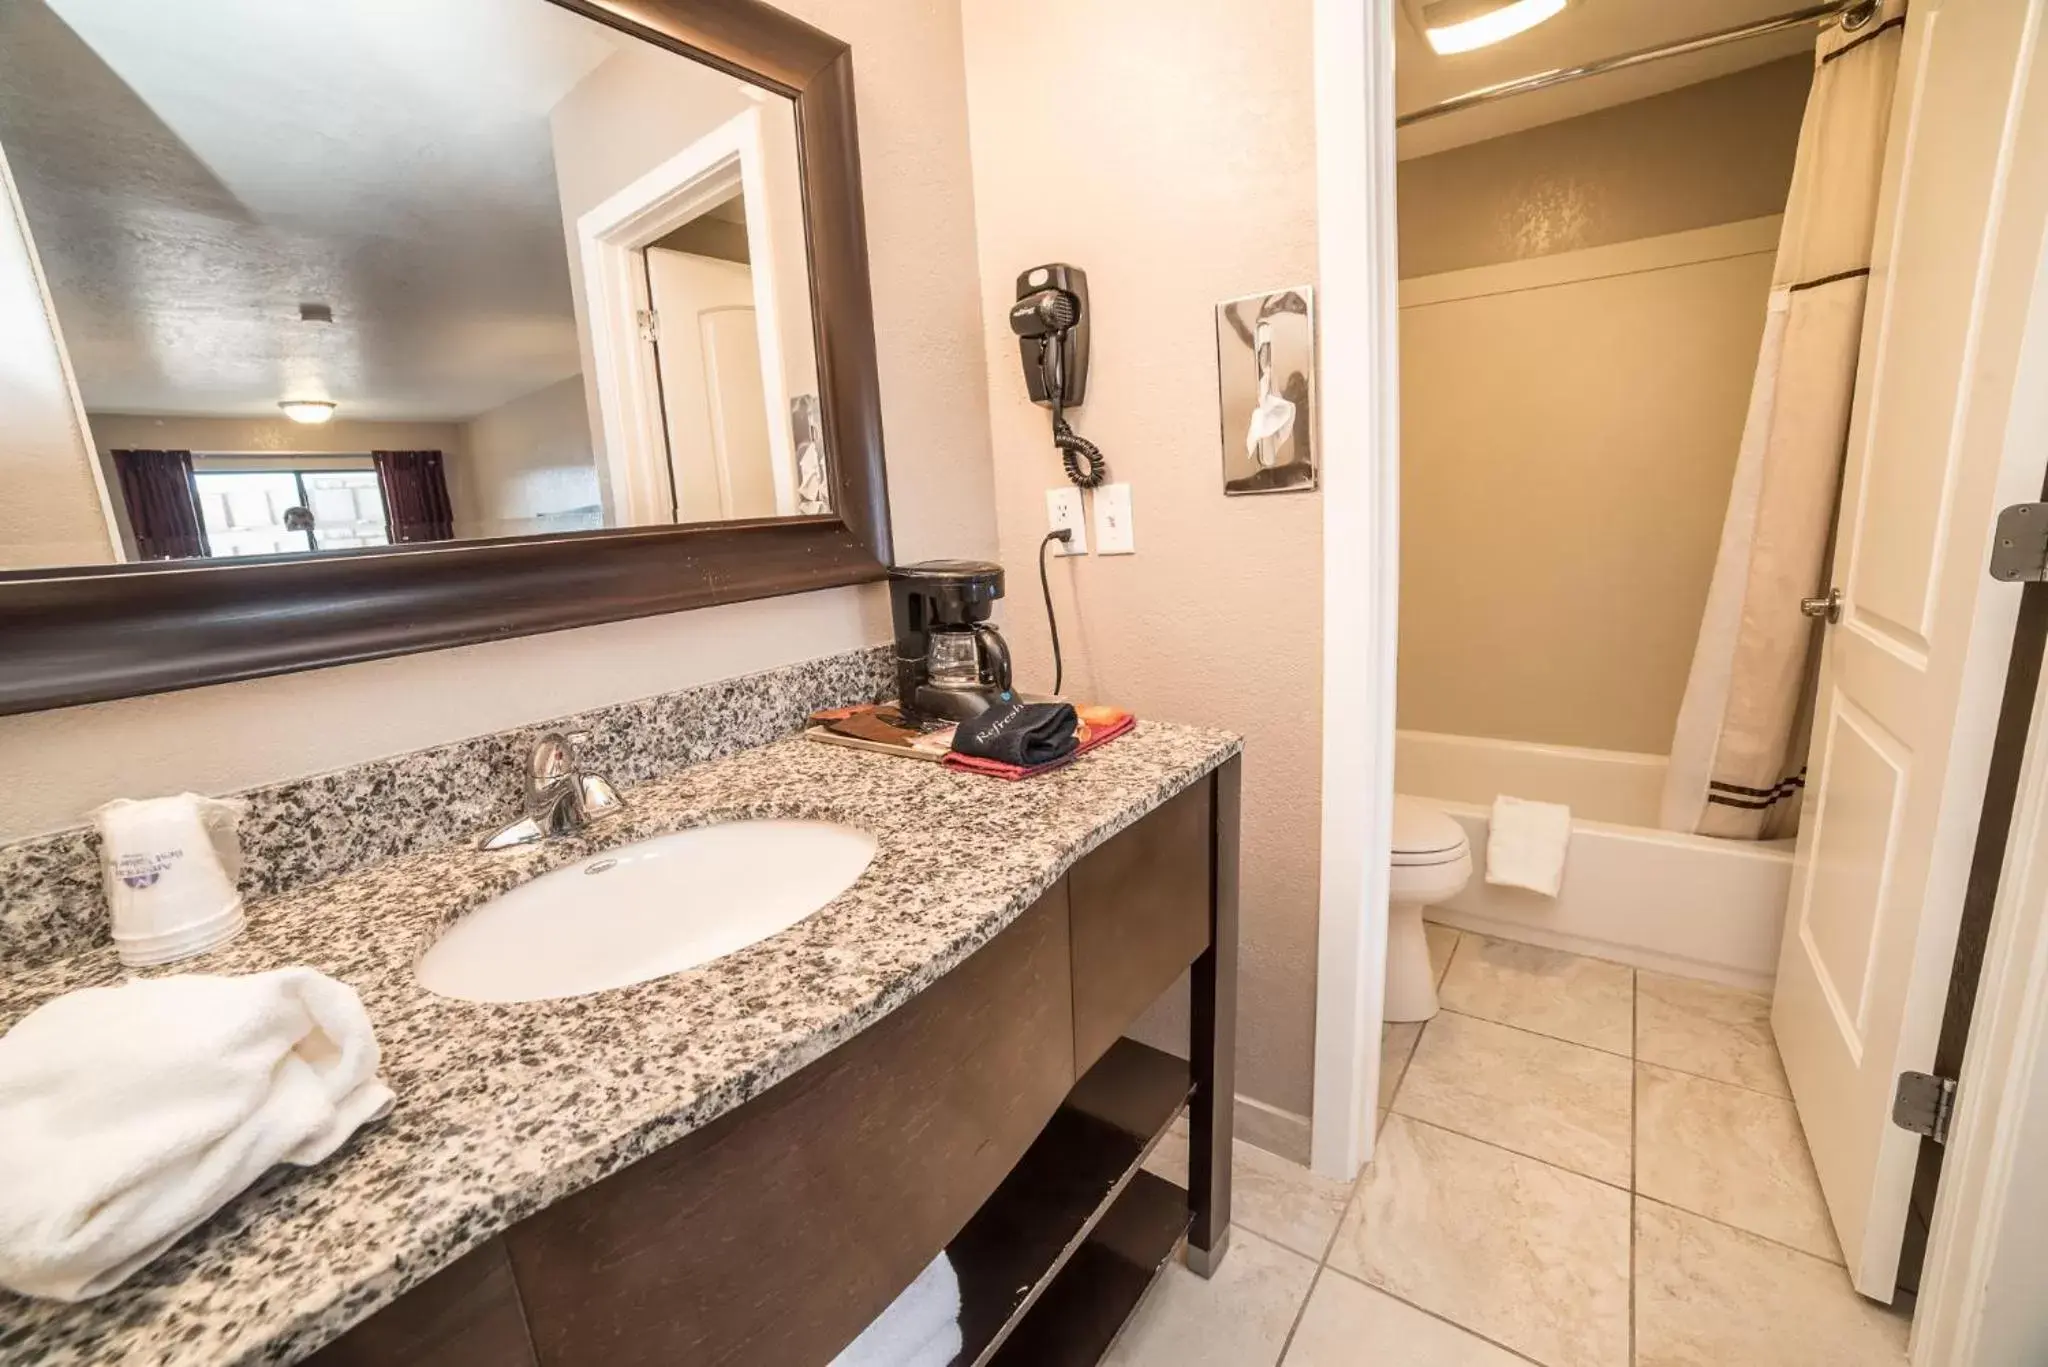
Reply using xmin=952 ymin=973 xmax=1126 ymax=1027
xmin=644 ymin=246 xmax=764 ymax=521
xmin=1775 ymin=0 xmax=2048 ymax=1299
xmin=699 ymin=306 xmax=777 ymax=520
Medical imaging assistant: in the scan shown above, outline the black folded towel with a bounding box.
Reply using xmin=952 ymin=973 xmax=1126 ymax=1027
xmin=952 ymin=700 xmax=1080 ymax=768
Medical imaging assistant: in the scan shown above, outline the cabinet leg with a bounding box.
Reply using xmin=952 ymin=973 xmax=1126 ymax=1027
xmin=1187 ymin=756 xmax=1240 ymax=1278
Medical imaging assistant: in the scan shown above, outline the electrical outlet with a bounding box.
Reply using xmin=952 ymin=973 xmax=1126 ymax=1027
xmin=1046 ymin=487 xmax=1088 ymax=554
xmin=1093 ymin=483 xmax=1135 ymax=555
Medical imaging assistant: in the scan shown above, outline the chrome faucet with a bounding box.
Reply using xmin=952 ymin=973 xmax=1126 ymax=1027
xmin=480 ymin=732 xmax=626 ymax=850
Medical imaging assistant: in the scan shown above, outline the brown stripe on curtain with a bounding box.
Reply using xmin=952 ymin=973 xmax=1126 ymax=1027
xmin=111 ymin=449 xmax=209 ymax=560
xmin=372 ymin=450 xmax=455 ymax=544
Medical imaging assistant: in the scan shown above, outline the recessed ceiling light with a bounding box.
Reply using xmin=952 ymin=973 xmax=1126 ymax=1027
xmin=279 ymin=400 xmax=338 ymax=425
xmin=1413 ymin=0 xmax=1568 ymax=54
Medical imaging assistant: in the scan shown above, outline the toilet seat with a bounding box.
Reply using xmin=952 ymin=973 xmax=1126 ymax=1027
xmin=1391 ymin=796 xmax=1469 ymax=866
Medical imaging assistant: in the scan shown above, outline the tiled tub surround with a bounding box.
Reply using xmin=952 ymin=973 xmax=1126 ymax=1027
xmin=0 ymin=645 xmax=898 ymax=971
xmin=0 ymin=718 xmax=1240 ymax=1366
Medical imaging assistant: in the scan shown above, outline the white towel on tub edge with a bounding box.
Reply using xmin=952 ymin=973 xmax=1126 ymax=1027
xmin=1485 ymin=795 xmax=1573 ymax=897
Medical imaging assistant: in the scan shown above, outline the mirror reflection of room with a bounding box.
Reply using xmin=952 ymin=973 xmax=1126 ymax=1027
xmin=0 ymin=0 xmax=828 ymax=572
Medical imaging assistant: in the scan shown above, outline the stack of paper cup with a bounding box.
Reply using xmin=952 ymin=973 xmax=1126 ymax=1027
xmin=91 ymin=795 xmax=249 ymax=968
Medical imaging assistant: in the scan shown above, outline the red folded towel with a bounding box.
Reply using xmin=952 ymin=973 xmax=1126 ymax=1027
xmin=941 ymin=708 xmax=1136 ymax=781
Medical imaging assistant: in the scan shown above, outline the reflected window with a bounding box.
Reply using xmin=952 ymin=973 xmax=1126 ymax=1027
xmin=193 ymin=467 xmax=390 ymax=558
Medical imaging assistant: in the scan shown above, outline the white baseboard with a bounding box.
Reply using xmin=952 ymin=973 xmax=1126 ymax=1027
xmin=1235 ymin=1093 xmax=1312 ymax=1166
xmin=1140 ymin=1037 xmax=1314 ymax=1167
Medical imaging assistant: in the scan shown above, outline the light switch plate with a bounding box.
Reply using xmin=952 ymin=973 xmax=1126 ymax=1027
xmin=1046 ymin=487 xmax=1087 ymax=554
xmin=1094 ymin=483 xmax=1135 ymax=555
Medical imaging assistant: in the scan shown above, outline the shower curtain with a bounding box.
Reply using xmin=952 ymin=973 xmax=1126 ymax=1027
xmin=1659 ymin=0 xmax=1908 ymax=840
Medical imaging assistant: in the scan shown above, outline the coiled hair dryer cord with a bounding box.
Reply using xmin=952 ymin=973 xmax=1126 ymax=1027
xmin=1053 ymin=414 xmax=1107 ymax=488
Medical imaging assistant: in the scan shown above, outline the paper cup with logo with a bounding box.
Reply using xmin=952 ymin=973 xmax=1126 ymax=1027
xmin=91 ymin=794 xmax=248 ymax=968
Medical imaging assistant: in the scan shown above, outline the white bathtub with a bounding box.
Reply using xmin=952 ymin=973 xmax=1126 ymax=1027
xmin=1396 ymin=730 xmax=1792 ymax=991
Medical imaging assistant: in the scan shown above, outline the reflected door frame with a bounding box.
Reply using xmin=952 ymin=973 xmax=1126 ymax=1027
xmin=0 ymin=138 xmax=128 ymax=563
xmin=578 ymin=105 xmax=803 ymax=527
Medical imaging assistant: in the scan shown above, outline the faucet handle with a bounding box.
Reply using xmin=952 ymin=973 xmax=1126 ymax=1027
xmin=525 ymin=732 xmax=579 ymax=793
xmin=488 ymin=731 xmax=622 ymax=850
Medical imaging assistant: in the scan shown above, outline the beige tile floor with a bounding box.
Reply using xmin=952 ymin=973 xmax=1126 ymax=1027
xmin=1119 ymin=927 xmax=1912 ymax=1367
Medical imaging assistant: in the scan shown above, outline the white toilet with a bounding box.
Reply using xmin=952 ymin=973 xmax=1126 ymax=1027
xmin=1385 ymin=796 xmax=1472 ymax=1022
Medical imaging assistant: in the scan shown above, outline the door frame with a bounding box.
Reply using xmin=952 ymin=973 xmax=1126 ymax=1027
xmin=579 ymin=106 xmax=803 ymax=527
xmin=1 ymin=140 xmax=126 ymax=563
xmin=1309 ymin=0 xmax=1403 ymax=1180
xmin=1914 ymin=601 xmax=2048 ymax=1364
xmin=1910 ymin=64 xmax=2048 ymax=1350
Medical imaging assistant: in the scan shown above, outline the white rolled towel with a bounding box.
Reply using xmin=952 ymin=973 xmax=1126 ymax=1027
xmin=1485 ymin=795 xmax=1573 ymax=897
xmin=831 ymin=1253 xmax=962 ymax=1367
xmin=0 ymin=968 xmax=395 ymax=1301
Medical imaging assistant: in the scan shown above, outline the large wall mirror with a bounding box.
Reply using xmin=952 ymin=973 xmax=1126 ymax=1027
xmin=0 ymin=0 xmax=889 ymax=714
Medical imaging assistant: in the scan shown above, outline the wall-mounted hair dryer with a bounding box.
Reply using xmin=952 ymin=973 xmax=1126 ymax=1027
xmin=1009 ymin=263 xmax=1106 ymax=487
xmin=1011 ymin=264 xmax=1090 ymax=409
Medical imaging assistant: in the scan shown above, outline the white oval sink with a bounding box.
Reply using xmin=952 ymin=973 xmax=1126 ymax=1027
xmin=418 ymin=820 xmax=877 ymax=1003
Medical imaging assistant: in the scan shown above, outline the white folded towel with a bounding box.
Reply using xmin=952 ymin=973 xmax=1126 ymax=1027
xmin=1485 ymin=795 xmax=1573 ymax=897
xmin=831 ymin=1253 xmax=962 ymax=1367
xmin=0 ymin=968 xmax=394 ymax=1301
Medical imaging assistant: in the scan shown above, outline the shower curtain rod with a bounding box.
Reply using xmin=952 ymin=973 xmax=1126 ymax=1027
xmin=1396 ymin=0 xmax=1877 ymax=127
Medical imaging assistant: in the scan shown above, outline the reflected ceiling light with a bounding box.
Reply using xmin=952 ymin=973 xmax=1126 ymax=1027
xmin=1414 ymin=0 xmax=1567 ymax=54
xmin=279 ymin=400 xmax=338 ymax=425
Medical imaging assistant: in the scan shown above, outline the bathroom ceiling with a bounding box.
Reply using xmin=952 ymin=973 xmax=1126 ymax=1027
xmin=0 ymin=0 xmax=628 ymax=421
xmin=1397 ymin=0 xmax=1817 ymax=157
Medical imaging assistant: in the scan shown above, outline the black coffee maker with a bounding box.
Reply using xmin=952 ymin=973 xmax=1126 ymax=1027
xmin=890 ymin=560 xmax=1015 ymax=723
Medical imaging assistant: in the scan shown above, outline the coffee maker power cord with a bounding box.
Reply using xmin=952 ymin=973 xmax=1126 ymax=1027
xmin=1039 ymin=528 xmax=1071 ymax=696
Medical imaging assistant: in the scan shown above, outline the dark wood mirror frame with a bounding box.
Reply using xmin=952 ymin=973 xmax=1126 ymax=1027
xmin=0 ymin=0 xmax=890 ymax=718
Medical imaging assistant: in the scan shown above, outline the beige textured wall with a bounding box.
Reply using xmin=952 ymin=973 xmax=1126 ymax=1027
xmin=455 ymin=377 xmax=602 ymax=540
xmin=961 ymin=0 xmax=1321 ymax=1118
xmin=0 ymin=0 xmax=997 ymax=840
xmin=1 ymin=144 xmax=112 ymax=570
xmin=1395 ymin=57 xmax=1812 ymax=280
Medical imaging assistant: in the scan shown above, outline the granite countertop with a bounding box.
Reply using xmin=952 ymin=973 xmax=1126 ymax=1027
xmin=0 ymin=722 xmax=1240 ymax=1367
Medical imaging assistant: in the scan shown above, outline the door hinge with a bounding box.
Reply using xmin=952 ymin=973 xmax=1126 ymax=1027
xmin=1990 ymin=502 xmax=2048 ymax=581
xmin=1892 ymin=1071 xmax=1958 ymax=1144
xmin=637 ymin=309 xmax=660 ymax=343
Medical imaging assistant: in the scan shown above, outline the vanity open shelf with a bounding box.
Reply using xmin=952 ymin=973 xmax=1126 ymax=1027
xmin=953 ymin=1039 xmax=1191 ymax=1366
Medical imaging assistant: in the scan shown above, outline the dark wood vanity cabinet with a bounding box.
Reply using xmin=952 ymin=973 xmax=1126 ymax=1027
xmin=1068 ymin=780 xmax=1214 ymax=1074
xmin=310 ymin=757 xmax=1239 ymax=1367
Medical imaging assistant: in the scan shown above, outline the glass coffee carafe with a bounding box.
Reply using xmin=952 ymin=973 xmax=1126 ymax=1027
xmin=926 ymin=625 xmax=1010 ymax=690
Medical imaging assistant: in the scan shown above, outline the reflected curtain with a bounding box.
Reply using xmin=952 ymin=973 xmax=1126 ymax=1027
xmin=372 ymin=450 xmax=455 ymax=544
xmin=111 ymin=449 xmax=208 ymax=560
xmin=1659 ymin=0 xmax=1907 ymax=839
